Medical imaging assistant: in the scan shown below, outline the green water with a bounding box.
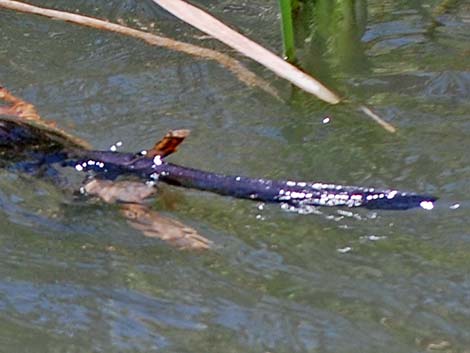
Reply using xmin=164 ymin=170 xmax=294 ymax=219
xmin=0 ymin=0 xmax=469 ymax=352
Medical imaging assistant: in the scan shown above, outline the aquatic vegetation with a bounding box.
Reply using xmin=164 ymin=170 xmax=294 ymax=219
xmin=0 ymin=0 xmax=278 ymax=98
xmin=278 ymin=0 xmax=296 ymax=62
xmin=293 ymin=0 xmax=369 ymax=74
xmin=153 ymin=0 xmax=340 ymax=104
xmin=0 ymin=0 xmax=399 ymax=131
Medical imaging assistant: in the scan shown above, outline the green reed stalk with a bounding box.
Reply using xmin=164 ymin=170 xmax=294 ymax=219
xmin=278 ymin=0 xmax=296 ymax=62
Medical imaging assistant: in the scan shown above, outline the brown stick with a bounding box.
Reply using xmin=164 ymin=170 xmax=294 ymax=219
xmin=147 ymin=129 xmax=190 ymax=158
xmin=0 ymin=85 xmax=91 ymax=148
xmin=0 ymin=85 xmax=42 ymax=121
xmin=0 ymin=0 xmax=279 ymax=98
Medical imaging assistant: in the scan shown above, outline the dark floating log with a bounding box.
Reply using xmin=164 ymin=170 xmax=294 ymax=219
xmin=0 ymin=83 xmax=436 ymax=212
xmin=75 ymin=151 xmax=437 ymax=211
xmin=0 ymin=85 xmax=212 ymax=250
xmin=0 ymin=117 xmax=436 ymax=211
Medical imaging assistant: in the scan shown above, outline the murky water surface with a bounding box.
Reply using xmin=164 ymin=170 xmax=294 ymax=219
xmin=0 ymin=0 xmax=469 ymax=352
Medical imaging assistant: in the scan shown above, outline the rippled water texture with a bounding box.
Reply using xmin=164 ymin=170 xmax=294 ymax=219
xmin=0 ymin=0 xmax=469 ymax=352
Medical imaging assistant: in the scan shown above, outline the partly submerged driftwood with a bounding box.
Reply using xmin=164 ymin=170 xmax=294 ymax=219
xmin=0 ymin=115 xmax=438 ymax=211
xmin=0 ymin=87 xmax=436 ymax=214
xmin=0 ymin=85 xmax=211 ymax=250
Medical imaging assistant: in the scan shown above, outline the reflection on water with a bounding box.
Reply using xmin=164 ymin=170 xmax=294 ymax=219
xmin=294 ymin=0 xmax=369 ymax=76
xmin=424 ymin=71 xmax=470 ymax=99
xmin=0 ymin=0 xmax=469 ymax=352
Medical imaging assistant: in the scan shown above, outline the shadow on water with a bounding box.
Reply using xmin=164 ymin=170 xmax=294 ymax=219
xmin=0 ymin=0 xmax=469 ymax=352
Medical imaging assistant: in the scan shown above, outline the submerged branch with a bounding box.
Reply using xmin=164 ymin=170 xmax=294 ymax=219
xmin=84 ymin=179 xmax=212 ymax=250
xmin=0 ymin=0 xmax=279 ymax=98
xmin=121 ymin=203 xmax=212 ymax=251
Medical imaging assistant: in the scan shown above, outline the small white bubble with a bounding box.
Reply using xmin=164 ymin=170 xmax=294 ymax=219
xmin=75 ymin=164 xmax=83 ymax=171
xmin=368 ymin=212 xmax=378 ymax=219
xmin=450 ymin=203 xmax=460 ymax=210
xmin=337 ymin=210 xmax=354 ymax=217
xmin=291 ymin=192 xmax=306 ymax=198
xmin=420 ymin=201 xmax=434 ymax=210
xmin=235 ymin=176 xmax=241 ymax=181
xmin=286 ymin=181 xmax=296 ymax=187
xmin=140 ymin=150 xmax=147 ymax=156
xmin=337 ymin=247 xmax=352 ymax=254
xmin=153 ymin=156 xmax=162 ymax=166
xmin=322 ymin=117 xmax=330 ymax=124
xmin=110 ymin=141 xmax=123 ymax=152
xmin=368 ymin=235 xmax=386 ymax=241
